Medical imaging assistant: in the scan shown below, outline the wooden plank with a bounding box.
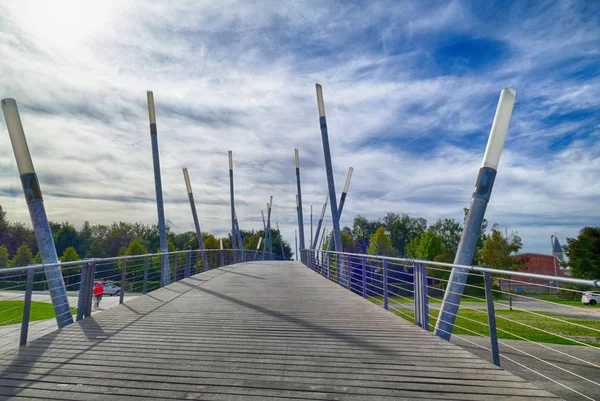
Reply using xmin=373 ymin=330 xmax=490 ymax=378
xmin=0 ymin=261 xmax=561 ymax=400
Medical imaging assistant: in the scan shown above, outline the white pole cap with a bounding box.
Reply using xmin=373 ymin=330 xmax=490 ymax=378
xmin=182 ymin=168 xmax=192 ymax=194
xmin=228 ymin=151 xmax=233 ymax=171
xmin=343 ymin=167 xmax=354 ymax=193
xmin=316 ymin=83 xmax=326 ymax=117
xmin=146 ymin=91 xmax=156 ymax=124
xmin=1 ymin=98 xmax=35 ymax=175
xmin=482 ymin=88 xmax=517 ymax=170
xmin=295 ymin=148 xmax=300 ymax=169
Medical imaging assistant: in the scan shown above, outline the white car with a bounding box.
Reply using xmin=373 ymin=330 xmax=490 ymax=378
xmin=101 ymin=281 xmax=121 ymax=296
xmin=581 ymin=291 xmax=600 ymax=306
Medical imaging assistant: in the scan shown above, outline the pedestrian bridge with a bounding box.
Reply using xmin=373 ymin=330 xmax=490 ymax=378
xmin=0 ymin=261 xmax=558 ymax=400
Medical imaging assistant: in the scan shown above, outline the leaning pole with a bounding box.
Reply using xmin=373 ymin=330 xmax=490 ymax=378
xmin=326 ymin=167 xmax=354 ymax=254
xmin=228 ymin=151 xmax=238 ymax=263
xmin=315 ymin=84 xmax=345 ymax=284
xmin=266 ymin=197 xmax=273 ymax=259
xmin=311 ymin=196 xmax=328 ymax=250
xmin=182 ymin=168 xmax=209 ymax=270
xmin=147 ymin=91 xmax=171 ymax=286
xmin=294 ymin=149 xmax=306 ymax=261
xmin=2 ymin=99 xmax=73 ymax=328
xmin=435 ymin=88 xmax=517 ymax=341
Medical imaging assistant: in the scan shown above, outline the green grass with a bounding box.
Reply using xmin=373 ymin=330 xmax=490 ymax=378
xmin=368 ymin=296 xmax=486 ymax=304
xmin=0 ymin=300 xmax=77 ymax=326
xmin=388 ymin=306 xmax=600 ymax=346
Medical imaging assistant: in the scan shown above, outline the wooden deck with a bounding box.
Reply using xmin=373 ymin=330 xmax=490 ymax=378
xmin=0 ymin=261 xmax=560 ymax=400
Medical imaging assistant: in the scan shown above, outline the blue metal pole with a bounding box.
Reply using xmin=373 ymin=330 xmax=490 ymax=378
xmin=315 ymin=84 xmax=345 ymax=285
xmin=2 ymin=98 xmax=73 ymax=328
xmin=182 ymin=168 xmax=209 ymax=269
xmin=234 ymin=209 xmax=245 ymax=262
xmin=310 ymin=205 xmax=313 ymax=250
xmin=146 ymin=91 xmax=170 ymax=287
xmin=228 ymin=151 xmax=238 ymax=263
xmin=311 ymin=196 xmax=328 ymax=250
xmin=383 ymin=259 xmax=389 ymax=310
xmin=266 ymin=197 xmax=273 ymax=259
xmin=484 ymin=271 xmax=501 ymax=367
xmin=435 ymin=88 xmax=517 ymax=340
xmin=253 ymin=237 xmax=262 ymax=261
xmin=294 ymin=149 xmax=306 ymax=260
xmin=276 ymin=222 xmax=285 ymax=260
xmin=295 ymin=229 xmax=298 ymax=261
xmin=326 ymin=167 xmax=353 ymax=254
xmin=260 ymin=210 xmax=268 ymax=260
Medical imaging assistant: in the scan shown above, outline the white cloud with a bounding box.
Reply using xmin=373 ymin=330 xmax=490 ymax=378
xmin=0 ymin=0 xmax=598 ymax=257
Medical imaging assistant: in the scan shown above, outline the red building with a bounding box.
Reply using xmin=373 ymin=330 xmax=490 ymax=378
xmin=499 ymin=253 xmax=564 ymax=294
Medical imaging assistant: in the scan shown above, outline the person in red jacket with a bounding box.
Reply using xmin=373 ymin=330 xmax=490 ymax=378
xmin=93 ymin=281 xmax=104 ymax=309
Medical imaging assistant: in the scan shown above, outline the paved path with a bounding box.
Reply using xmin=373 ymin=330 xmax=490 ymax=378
xmin=0 ymin=261 xmax=559 ymax=400
xmin=0 ymin=295 xmax=138 ymax=352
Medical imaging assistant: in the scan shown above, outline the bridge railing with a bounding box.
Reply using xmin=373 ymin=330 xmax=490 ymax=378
xmin=301 ymin=249 xmax=600 ymax=401
xmin=0 ymin=248 xmax=278 ymax=351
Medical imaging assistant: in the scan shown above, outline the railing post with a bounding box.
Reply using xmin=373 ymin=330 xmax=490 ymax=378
xmin=172 ymin=255 xmax=178 ymax=282
xmin=19 ymin=268 xmax=34 ymax=346
xmin=143 ymin=256 xmax=149 ymax=295
xmin=84 ymin=261 xmax=96 ymax=318
xmin=119 ymin=259 xmax=126 ymax=305
xmin=383 ymin=259 xmax=389 ymax=310
xmin=184 ymin=250 xmax=191 ymax=278
xmin=77 ymin=262 xmax=89 ymax=321
xmin=484 ymin=272 xmax=501 ymax=367
xmin=362 ymin=256 xmax=367 ymax=299
xmin=414 ymin=263 xmax=429 ymax=330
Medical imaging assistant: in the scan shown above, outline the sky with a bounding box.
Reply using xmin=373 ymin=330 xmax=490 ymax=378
xmin=0 ymin=0 xmax=598 ymax=256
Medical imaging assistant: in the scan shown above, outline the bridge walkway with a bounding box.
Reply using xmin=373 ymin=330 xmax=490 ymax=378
xmin=0 ymin=261 xmax=559 ymax=400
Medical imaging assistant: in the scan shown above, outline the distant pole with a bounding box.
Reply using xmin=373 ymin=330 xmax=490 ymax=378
xmin=295 ymin=230 xmax=298 ymax=261
xmin=234 ymin=209 xmax=245 ymax=262
xmin=182 ymin=168 xmax=209 ymax=269
xmin=146 ymin=91 xmax=171 ymax=287
xmin=2 ymin=99 xmax=73 ymax=328
xmin=228 ymin=151 xmax=238 ymax=263
xmin=310 ymin=205 xmax=313 ymax=248
xmin=435 ymin=88 xmax=517 ymax=341
xmin=315 ymin=84 xmax=343 ymax=261
xmin=311 ymin=196 xmax=328 ymax=250
xmin=294 ymin=149 xmax=306 ymax=260
xmin=260 ymin=210 xmax=268 ymax=260
xmin=219 ymin=237 xmax=224 ymax=266
xmin=254 ymin=237 xmax=262 ymax=260
xmin=318 ymin=220 xmax=328 ymax=251
xmin=276 ymin=222 xmax=286 ymax=260
xmin=266 ymin=197 xmax=273 ymax=259
xmin=326 ymin=167 xmax=354 ymax=254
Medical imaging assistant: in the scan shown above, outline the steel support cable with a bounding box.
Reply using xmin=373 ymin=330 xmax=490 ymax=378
xmin=433 ymin=326 xmax=598 ymax=401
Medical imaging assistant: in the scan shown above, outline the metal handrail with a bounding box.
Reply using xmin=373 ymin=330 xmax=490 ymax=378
xmin=0 ymin=249 xmax=278 ymax=274
xmin=303 ymin=249 xmax=600 ymax=288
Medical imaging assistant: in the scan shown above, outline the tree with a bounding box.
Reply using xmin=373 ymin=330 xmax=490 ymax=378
xmin=11 ymin=244 xmax=33 ymax=267
xmin=383 ymin=213 xmax=427 ymax=256
xmin=323 ymin=231 xmax=357 ymax=253
xmin=0 ymin=245 xmax=9 ymax=268
xmin=122 ymin=239 xmax=148 ymax=281
xmin=60 ymin=247 xmax=80 ymax=262
xmin=405 ymin=230 xmax=443 ymax=261
xmin=564 ymin=227 xmax=600 ymax=280
xmin=352 ymin=215 xmax=380 ymax=251
xmin=54 ymin=222 xmax=81 ymax=257
xmin=478 ymin=225 xmax=524 ymax=310
xmin=204 ymin=235 xmax=220 ymax=249
xmin=60 ymin=246 xmax=81 ymax=287
xmin=430 ymin=218 xmax=462 ymax=256
xmin=366 ymin=227 xmax=396 ymax=257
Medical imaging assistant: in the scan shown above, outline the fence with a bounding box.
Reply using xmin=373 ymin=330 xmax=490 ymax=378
xmin=302 ymin=249 xmax=600 ymax=401
xmin=0 ymin=248 xmax=277 ymax=351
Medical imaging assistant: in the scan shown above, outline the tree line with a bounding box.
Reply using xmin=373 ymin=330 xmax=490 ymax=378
xmin=0 ymin=204 xmax=292 ymax=270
